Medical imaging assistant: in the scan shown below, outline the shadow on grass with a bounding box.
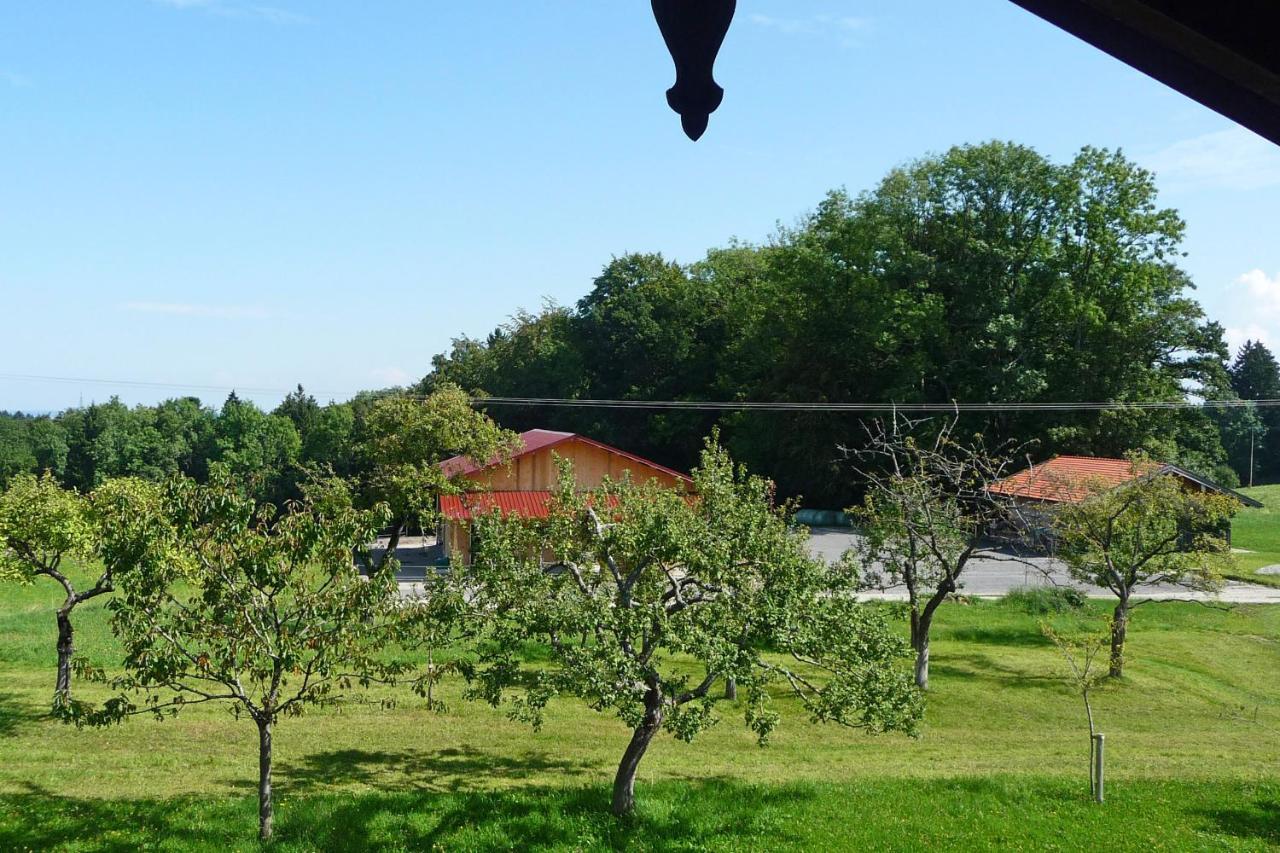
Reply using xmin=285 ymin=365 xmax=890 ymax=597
xmin=931 ymin=652 xmax=1060 ymax=690
xmin=1201 ymin=796 xmax=1280 ymax=846
xmin=0 ymin=778 xmax=817 ymax=852
xmin=272 ymin=745 xmax=595 ymax=794
xmin=294 ymin=780 xmax=816 ymax=852
xmin=940 ymin=625 xmax=1053 ymax=648
xmin=0 ymin=781 xmax=235 ymax=853
xmin=4 ymin=777 xmax=1277 ymax=851
xmin=0 ymin=692 xmax=42 ymax=737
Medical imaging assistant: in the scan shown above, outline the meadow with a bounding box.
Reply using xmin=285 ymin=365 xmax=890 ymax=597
xmin=2 ymin=560 xmax=1278 ymax=851
xmin=1229 ymin=486 xmax=1280 ymax=588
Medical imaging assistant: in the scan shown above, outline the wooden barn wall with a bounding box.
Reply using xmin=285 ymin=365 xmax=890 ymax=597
xmin=464 ymin=440 xmax=685 ymax=491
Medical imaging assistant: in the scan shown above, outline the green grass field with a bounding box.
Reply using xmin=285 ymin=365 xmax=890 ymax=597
xmin=2 ymin=566 xmax=1278 ymax=850
xmin=1228 ymin=485 xmax=1280 ymax=587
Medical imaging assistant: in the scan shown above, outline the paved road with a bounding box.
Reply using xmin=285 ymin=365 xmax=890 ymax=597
xmin=366 ymin=535 xmax=445 ymax=578
xmin=806 ymin=527 xmax=1280 ymax=604
xmin=384 ymin=530 xmax=1280 ymax=605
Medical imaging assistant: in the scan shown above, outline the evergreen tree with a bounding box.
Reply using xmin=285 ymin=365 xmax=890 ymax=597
xmin=1230 ymin=340 xmax=1280 ymax=401
xmin=1229 ymin=340 xmax=1280 ymax=481
xmin=273 ymin=384 xmax=320 ymax=438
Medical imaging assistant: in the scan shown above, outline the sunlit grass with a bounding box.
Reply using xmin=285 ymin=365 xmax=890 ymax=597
xmin=1227 ymin=485 xmax=1280 ymax=587
xmin=1 ymin=564 xmax=1278 ymax=848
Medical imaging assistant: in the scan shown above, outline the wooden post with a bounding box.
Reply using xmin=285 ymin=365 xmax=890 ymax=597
xmin=1092 ymin=733 xmax=1105 ymax=803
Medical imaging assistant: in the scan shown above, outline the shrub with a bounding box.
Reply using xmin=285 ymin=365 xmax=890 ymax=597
xmin=1003 ymin=585 xmax=1086 ymax=615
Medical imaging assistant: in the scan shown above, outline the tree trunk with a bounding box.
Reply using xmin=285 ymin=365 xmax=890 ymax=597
xmin=914 ymin=635 xmax=930 ymax=691
xmin=911 ymin=610 xmax=933 ymax=691
xmin=54 ymin=607 xmax=74 ymax=704
xmin=611 ymin=689 xmax=663 ymax=817
xmin=723 ymin=677 xmax=737 ymax=701
xmin=1109 ymin=600 xmax=1129 ymax=679
xmin=257 ymin=717 xmax=274 ymax=841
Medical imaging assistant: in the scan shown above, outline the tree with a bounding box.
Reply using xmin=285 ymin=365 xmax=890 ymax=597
xmin=1229 ymin=340 xmax=1280 ymax=481
xmin=59 ymin=399 xmax=133 ymax=490
xmin=849 ymin=416 xmax=1022 ymax=690
xmin=423 ymin=143 xmax=1230 ymax=507
xmin=273 ymin=384 xmax=320 ymax=437
xmin=212 ymin=394 xmax=301 ymax=479
xmin=57 ymin=397 xmax=217 ymax=488
xmin=468 ymin=437 xmax=922 ymax=816
xmin=425 ymin=304 xmax=587 ymax=433
xmin=85 ymin=470 xmax=405 ymax=841
xmin=0 ymin=474 xmax=93 ymax=705
xmin=0 ymin=474 xmax=162 ymax=709
xmin=0 ymin=417 xmax=36 ymax=485
xmin=1042 ymin=622 xmax=1110 ymax=801
xmin=27 ymin=416 xmax=70 ymax=479
xmin=1052 ymin=457 xmax=1237 ymax=677
xmin=150 ymin=397 xmax=216 ymax=480
xmin=302 ymin=403 xmax=356 ymax=474
xmin=1230 ymin=340 xmax=1280 ymax=402
xmin=571 ymin=254 xmax=731 ymax=463
xmin=209 ymin=393 xmax=302 ymax=505
xmin=1210 ymin=392 xmax=1263 ymax=488
xmin=355 ymin=384 xmax=517 ymax=574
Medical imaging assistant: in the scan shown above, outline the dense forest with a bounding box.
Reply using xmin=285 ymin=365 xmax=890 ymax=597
xmin=3 ymin=142 xmax=1278 ymax=506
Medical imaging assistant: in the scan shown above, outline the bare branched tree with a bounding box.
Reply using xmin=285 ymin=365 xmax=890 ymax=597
xmin=845 ymin=414 xmax=1030 ymax=690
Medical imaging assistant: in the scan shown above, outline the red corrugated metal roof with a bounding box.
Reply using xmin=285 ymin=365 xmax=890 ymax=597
xmin=440 ymin=490 xmax=694 ymax=522
xmin=440 ymin=491 xmax=554 ymax=520
xmin=989 ymin=455 xmax=1157 ymax=503
xmin=439 ymin=428 xmax=692 ymax=485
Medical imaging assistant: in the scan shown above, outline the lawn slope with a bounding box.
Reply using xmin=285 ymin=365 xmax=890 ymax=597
xmin=1229 ymin=484 xmax=1280 ymax=587
xmin=1 ymin=566 xmax=1278 ymax=849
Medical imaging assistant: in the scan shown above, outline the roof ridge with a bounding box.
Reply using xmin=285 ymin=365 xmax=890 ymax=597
xmin=440 ymin=428 xmax=692 ymax=483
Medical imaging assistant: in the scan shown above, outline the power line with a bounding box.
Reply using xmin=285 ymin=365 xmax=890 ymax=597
xmin=0 ymin=372 xmax=351 ymax=399
xmin=471 ymin=396 xmax=1280 ymax=412
xmin=4 ymin=371 xmax=1279 ymax=414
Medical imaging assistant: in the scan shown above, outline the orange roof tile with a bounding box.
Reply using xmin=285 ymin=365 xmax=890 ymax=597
xmin=989 ymin=455 xmax=1156 ymax=503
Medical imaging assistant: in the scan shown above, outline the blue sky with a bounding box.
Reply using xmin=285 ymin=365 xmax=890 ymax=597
xmin=3 ymin=1 xmax=1278 ymax=412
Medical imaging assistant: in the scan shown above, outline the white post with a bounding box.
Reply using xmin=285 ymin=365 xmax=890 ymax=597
xmin=1092 ymin=733 xmax=1105 ymax=803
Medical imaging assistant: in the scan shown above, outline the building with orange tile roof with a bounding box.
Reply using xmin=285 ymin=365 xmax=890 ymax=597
xmin=989 ymin=455 xmax=1260 ymax=549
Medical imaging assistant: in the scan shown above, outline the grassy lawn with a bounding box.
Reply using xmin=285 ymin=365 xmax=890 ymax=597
xmin=1227 ymin=485 xmax=1280 ymax=588
xmin=2 ymin=566 xmax=1279 ymax=850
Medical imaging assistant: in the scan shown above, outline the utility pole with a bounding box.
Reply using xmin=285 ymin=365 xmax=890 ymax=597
xmin=1250 ymin=425 xmax=1256 ymax=488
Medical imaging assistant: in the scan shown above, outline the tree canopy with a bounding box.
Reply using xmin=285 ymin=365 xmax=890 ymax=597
xmin=467 ymin=436 xmax=922 ymax=815
xmin=424 ymin=142 xmax=1248 ymax=503
xmin=85 ymin=469 xmax=407 ymax=840
xmin=354 ymin=384 xmax=518 ymax=572
xmin=1228 ymin=340 xmax=1280 ymax=483
xmin=0 ymin=473 xmax=168 ymax=709
xmin=1 ymin=142 xmax=1268 ymax=501
xmin=1052 ymin=457 xmax=1237 ymax=677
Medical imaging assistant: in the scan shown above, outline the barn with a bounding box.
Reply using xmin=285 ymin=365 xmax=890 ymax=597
xmin=989 ymin=455 xmax=1261 ymax=549
xmin=437 ymin=429 xmax=693 ymax=564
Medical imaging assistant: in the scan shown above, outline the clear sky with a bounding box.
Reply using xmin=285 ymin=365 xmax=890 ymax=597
xmin=3 ymin=1 xmax=1278 ymax=412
